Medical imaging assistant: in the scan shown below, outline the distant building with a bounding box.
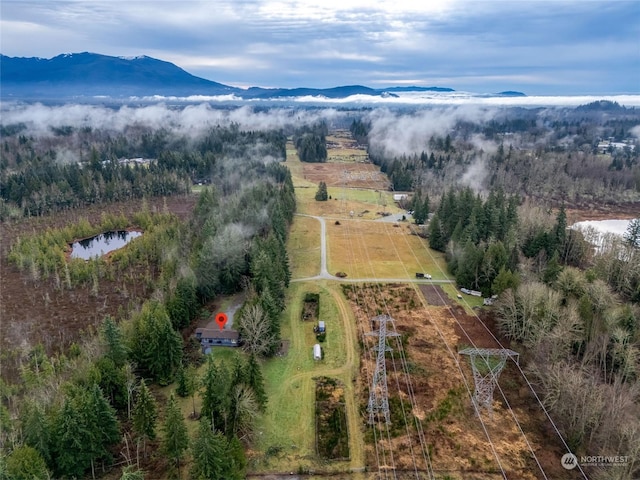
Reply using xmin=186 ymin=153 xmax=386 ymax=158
xmin=393 ymin=194 xmax=408 ymax=201
xmin=195 ymin=324 xmax=239 ymax=353
xmin=596 ymin=140 xmax=636 ymax=154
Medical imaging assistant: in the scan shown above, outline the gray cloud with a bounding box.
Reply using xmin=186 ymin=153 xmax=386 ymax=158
xmin=1 ymin=0 xmax=638 ymax=94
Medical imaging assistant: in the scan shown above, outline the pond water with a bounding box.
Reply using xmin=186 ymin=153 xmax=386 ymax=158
xmin=571 ymin=219 xmax=632 ymax=237
xmin=70 ymin=230 xmax=142 ymax=260
xmin=570 ymin=219 xmax=635 ymax=251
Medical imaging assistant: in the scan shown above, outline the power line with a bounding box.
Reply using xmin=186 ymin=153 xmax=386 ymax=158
xmin=366 ymin=314 xmax=400 ymax=425
xmin=404 ymin=204 xmax=589 ymax=480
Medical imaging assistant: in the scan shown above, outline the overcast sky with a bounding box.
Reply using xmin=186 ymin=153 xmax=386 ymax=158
xmin=1 ymin=0 xmax=638 ymax=95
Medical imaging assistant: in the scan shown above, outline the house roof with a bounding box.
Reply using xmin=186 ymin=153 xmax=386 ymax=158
xmin=195 ymin=327 xmax=239 ymax=340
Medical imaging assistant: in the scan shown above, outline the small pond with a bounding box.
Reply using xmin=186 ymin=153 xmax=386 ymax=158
xmin=571 ymin=219 xmax=632 ymax=237
xmin=70 ymin=230 xmax=142 ymax=260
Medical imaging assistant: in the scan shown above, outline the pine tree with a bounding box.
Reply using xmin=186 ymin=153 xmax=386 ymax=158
xmin=120 ymin=465 xmax=145 ymax=480
xmin=102 ymin=315 xmax=127 ymax=367
xmin=175 ymin=366 xmax=189 ymax=398
xmin=52 ymin=397 xmax=91 ymax=479
xmin=5 ymin=445 xmax=50 ymax=480
xmin=162 ymin=393 xmax=189 ymax=472
xmin=428 ymin=213 xmax=446 ymax=252
xmin=554 ymin=205 xmax=567 ymax=257
xmin=315 ymin=181 xmax=328 ymax=201
xmin=132 ymin=379 xmax=157 ymax=457
xmin=247 ymin=353 xmax=267 ymax=411
xmin=52 ymin=385 xmax=119 ymax=480
xmin=21 ymin=400 xmax=51 ymax=465
xmin=129 ymin=301 xmax=183 ymax=384
xmin=190 ymin=420 xmax=227 ymax=480
xmin=230 ymin=356 xmax=248 ymax=390
xmin=624 ymin=218 xmax=640 ymax=248
xmin=201 ymin=355 xmax=229 ymax=431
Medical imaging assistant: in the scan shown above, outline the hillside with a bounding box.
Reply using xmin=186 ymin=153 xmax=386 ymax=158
xmin=0 ymin=52 xmax=238 ymax=98
xmin=0 ymin=52 xmax=460 ymax=100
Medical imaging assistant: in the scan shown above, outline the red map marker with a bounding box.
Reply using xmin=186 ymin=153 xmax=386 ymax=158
xmin=215 ymin=312 xmax=228 ymax=331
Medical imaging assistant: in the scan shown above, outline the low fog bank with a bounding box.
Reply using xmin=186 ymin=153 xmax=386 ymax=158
xmin=0 ymin=103 xmax=349 ymax=137
xmin=364 ymin=106 xmax=499 ymax=158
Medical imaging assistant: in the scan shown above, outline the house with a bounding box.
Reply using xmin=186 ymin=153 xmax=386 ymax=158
xmin=195 ymin=324 xmax=239 ymax=353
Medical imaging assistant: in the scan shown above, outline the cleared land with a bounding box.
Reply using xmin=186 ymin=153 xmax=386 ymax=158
xmin=287 ymin=215 xmax=322 ymax=279
xmin=256 ymin=130 xmax=578 ymax=479
xmin=343 ymin=283 xmax=574 ymax=480
xmin=327 ymin=219 xmax=448 ymax=280
xmin=326 ymin=131 xmax=369 ymax=164
xmin=301 ymin=162 xmax=389 ymax=190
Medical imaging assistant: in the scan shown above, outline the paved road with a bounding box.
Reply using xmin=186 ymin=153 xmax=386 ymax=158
xmin=293 ymin=213 xmax=454 ymax=284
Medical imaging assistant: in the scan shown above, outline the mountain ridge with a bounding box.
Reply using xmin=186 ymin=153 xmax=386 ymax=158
xmin=0 ymin=52 xmax=525 ymax=99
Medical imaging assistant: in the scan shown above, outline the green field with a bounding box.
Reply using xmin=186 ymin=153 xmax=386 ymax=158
xmin=288 ymin=215 xmax=321 ymax=279
xmin=251 ymin=281 xmax=361 ymax=473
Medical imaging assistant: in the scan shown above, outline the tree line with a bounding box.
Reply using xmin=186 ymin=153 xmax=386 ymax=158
xmin=355 ymin=104 xmax=640 ymax=202
xmin=424 ymin=183 xmax=640 ymax=475
xmin=0 ymin=123 xmax=287 ymax=218
xmin=293 ymin=123 xmax=328 ymax=163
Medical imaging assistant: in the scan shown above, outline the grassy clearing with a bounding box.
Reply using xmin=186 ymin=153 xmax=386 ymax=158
xmin=328 ymin=219 xmax=449 ymax=279
xmin=295 ymin=186 xmax=402 ymax=219
xmin=288 ymin=215 xmax=321 ymax=279
xmin=436 ymin=283 xmax=486 ymax=312
xmin=250 ymin=280 xmax=364 ymax=473
xmin=252 ymin=281 xmax=354 ymax=472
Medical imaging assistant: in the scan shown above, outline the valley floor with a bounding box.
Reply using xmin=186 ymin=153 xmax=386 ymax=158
xmin=246 ymin=135 xmax=578 ymax=479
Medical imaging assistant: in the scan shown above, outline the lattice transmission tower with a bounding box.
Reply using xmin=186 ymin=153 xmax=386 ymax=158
xmin=459 ymin=348 xmax=519 ymax=416
xmin=366 ymin=315 xmax=400 ymax=424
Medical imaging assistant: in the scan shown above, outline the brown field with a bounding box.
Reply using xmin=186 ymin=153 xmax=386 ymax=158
xmin=0 ymin=195 xmax=197 ymax=382
xmin=342 ymin=283 xmax=575 ymax=480
xmin=301 ymin=162 xmax=390 ymax=190
xmin=326 ymin=130 xmax=369 ymax=164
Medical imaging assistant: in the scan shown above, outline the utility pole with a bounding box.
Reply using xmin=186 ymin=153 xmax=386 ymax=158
xmin=366 ymin=315 xmax=400 ymax=424
xmin=459 ymin=348 xmax=519 ymax=416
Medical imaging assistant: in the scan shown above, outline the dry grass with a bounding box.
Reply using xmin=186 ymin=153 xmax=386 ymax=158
xmin=288 ymin=215 xmax=321 ymax=279
xmin=295 ymin=186 xmax=402 ymax=219
xmin=327 ymin=220 xmax=448 ymax=279
xmin=301 ymin=162 xmax=389 ymax=189
xmin=343 ymin=284 xmax=569 ymax=479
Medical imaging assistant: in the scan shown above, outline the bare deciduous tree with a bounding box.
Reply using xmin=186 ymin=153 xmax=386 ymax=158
xmin=236 ymin=305 xmax=275 ymax=357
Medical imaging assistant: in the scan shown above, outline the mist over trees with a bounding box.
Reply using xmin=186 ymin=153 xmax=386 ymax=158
xmin=0 ymin=112 xmax=294 ymax=479
xmin=358 ymin=101 xmax=640 ymax=202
